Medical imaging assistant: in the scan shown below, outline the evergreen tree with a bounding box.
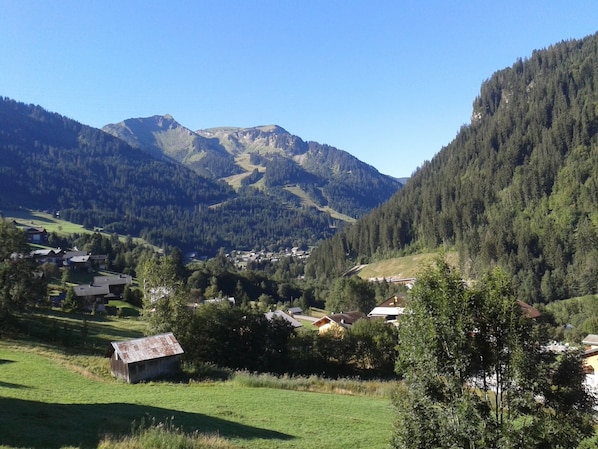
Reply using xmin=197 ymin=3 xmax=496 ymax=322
xmin=0 ymin=220 xmax=47 ymax=329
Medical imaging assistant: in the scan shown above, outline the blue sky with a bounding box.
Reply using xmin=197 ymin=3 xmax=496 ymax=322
xmin=2 ymin=1 xmax=598 ymax=178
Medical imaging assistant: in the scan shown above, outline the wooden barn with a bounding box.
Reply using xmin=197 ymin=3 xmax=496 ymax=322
xmin=110 ymin=333 xmax=184 ymax=383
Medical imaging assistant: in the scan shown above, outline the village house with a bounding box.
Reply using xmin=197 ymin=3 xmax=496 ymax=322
xmin=368 ymin=295 xmax=406 ymax=325
xmin=582 ymin=334 xmax=598 ymax=377
xmin=312 ymin=311 xmax=365 ymax=335
xmin=63 ymin=251 xmax=91 ymax=270
xmin=287 ymin=306 xmax=303 ymax=316
xmin=73 ymin=283 xmax=111 ymax=313
xmin=109 ymin=333 xmax=184 ymax=383
xmin=30 ymin=248 xmax=65 ymax=265
xmin=92 ymin=274 xmax=132 ymax=297
xmin=265 ymin=310 xmax=302 ymax=328
xmin=72 ymin=274 xmax=133 ymax=311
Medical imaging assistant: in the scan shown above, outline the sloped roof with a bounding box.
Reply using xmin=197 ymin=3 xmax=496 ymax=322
xmin=93 ymin=274 xmax=133 ymax=286
xmin=265 ymin=310 xmax=302 ymax=328
xmin=111 ymin=333 xmax=184 ymax=364
xmin=369 ymin=295 xmax=407 ymax=317
xmin=74 ymin=283 xmax=110 ymax=297
xmin=64 ymin=251 xmax=88 ymax=259
xmin=377 ymin=295 xmax=406 ymax=308
xmin=313 ymin=311 xmax=365 ymax=328
xmin=368 ymin=306 xmax=405 ymax=317
xmin=583 ymin=334 xmax=598 ymax=347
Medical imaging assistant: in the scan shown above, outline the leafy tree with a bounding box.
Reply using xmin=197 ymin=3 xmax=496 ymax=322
xmin=392 ymin=258 xmax=595 ymax=449
xmin=349 ymin=318 xmax=398 ymax=375
xmin=325 ymin=276 xmax=376 ymax=314
xmin=138 ymin=254 xmax=190 ymax=337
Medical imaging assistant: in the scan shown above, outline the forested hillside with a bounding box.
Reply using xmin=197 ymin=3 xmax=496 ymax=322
xmin=0 ymin=98 xmax=335 ymax=254
xmin=307 ymin=33 xmax=598 ymax=304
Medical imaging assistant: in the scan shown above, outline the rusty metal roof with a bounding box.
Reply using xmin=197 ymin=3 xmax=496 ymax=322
xmin=111 ymin=333 xmax=184 ymax=364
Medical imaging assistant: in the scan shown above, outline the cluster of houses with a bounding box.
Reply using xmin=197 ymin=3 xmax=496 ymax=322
xmin=30 ymin=247 xmax=108 ymax=271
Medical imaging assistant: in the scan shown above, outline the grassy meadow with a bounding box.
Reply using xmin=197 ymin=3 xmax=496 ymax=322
xmin=0 ymin=314 xmax=395 ymax=449
xmin=0 ymin=208 xmax=152 ymax=248
xmin=357 ymin=251 xmax=459 ymax=280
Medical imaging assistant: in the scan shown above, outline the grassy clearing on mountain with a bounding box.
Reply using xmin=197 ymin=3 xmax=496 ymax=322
xmin=357 ymin=251 xmax=459 ymax=280
xmin=1 ymin=209 xmax=151 ymax=247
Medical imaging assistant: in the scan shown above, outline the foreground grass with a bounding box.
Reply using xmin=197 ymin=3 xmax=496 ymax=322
xmin=0 ymin=340 xmax=394 ymax=449
xmin=98 ymin=418 xmax=240 ymax=449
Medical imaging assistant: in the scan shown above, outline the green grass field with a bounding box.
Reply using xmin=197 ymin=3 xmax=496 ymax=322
xmin=0 ymin=309 xmax=395 ymax=449
xmin=0 ymin=340 xmax=394 ymax=449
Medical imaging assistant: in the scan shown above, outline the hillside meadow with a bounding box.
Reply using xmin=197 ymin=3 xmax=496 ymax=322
xmin=0 ymin=335 xmax=395 ymax=449
xmin=1 ymin=209 xmax=154 ymax=248
xmin=357 ymin=251 xmax=459 ymax=280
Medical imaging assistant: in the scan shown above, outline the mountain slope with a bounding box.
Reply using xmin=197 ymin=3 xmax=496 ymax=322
xmin=102 ymin=115 xmax=241 ymax=178
xmin=0 ymin=97 xmax=337 ymax=253
xmin=307 ymin=32 xmax=598 ymax=303
xmin=104 ymin=120 xmax=403 ymax=219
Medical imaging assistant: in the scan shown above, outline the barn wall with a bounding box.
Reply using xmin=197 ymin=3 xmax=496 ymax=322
xmin=110 ymin=356 xmax=129 ymax=382
xmin=127 ymin=355 xmax=181 ymax=383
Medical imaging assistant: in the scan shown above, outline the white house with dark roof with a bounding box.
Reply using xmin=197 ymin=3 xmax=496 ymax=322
xmin=368 ymin=295 xmax=407 ymax=325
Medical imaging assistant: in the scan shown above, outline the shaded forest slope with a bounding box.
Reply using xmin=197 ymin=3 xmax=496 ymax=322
xmin=308 ymin=33 xmax=598 ymax=304
xmin=0 ymin=98 xmax=337 ymax=254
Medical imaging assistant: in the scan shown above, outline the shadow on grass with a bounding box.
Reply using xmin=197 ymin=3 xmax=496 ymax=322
xmin=0 ymin=397 xmax=294 ymax=449
xmin=0 ymin=381 xmax=30 ymax=389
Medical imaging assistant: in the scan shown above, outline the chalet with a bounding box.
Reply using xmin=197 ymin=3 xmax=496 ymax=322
xmin=582 ymin=334 xmax=598 ymax=374
xmin=368 ymin=295 xmax=406 ymax=325
xmin=110 ymin=333 xmax=184 ymax=383
xmin=312 ymin=311 xmax=365 ymax=335
xmin=73 ymin=283 xmax=110 ymax=312
xmin=89 ymin=254 xmax=108 ymax=270
xmin=582 ymin=334 xmax=598 ymax=349
xmin=30 ymin=248 xmax=65 ymax=265
xmin=93 ymin=274 xmax=132 ymax=297
xmin=63 ymin=251 xmax=90 ymax=270
xmin=265 ymin=310 xmax=302 ymax=328
xmin=287 ymin=307 xmax=303 ymax=316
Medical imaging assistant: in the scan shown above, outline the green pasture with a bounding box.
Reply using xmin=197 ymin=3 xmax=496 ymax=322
xmin=0 ymin=340 xmax=394 ymax=449
xmin=20 ymin=309 xmax=146 ymax=352
xmin=1 ymin=209 xmax=151 ymax=247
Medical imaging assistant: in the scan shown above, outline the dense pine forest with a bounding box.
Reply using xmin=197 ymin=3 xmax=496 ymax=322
xmin=307 ymin=33 xmax=598 ymax=304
